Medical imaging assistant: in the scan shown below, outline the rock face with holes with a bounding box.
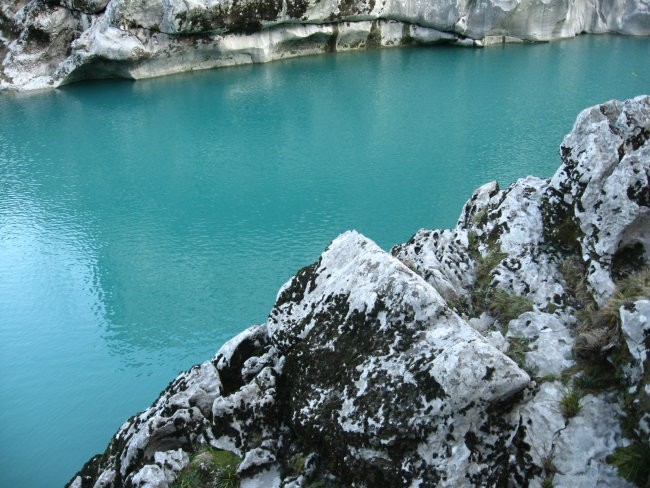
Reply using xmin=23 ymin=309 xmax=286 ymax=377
xmin=69 ymin=97 xmax=648 ymax=488
xmin=2 ymin=0 xmax=650 ymax=91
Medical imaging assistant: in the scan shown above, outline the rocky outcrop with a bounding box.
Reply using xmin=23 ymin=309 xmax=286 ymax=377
xmin=1 ymin=0 xmax=649 ymax=91
xmin=68 ymin=96 xmax=649 ymax=488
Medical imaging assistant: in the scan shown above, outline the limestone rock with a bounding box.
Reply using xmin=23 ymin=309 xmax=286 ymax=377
xmin=270 ymin=230 xmax=530 ymax=485
xmin=543 ymin=96 xmax=650 ymax=305
xmin=68 ymin=97 xmax=649 ymax=488
xmin=2 ymin=0 xmax=650 ymax=91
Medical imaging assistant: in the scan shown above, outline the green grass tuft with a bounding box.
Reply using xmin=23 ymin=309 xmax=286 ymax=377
xmin=541 ymin=478 xmax=554 ymax=488
xmin=559 ymin=388 xmax=582 ymax=419
xmin=172 ymin=448 xmax=242 ymax=488
xmin=488 ymin=290 xmax=534 ymax=323
xmin=608 ymin=442 xmax=650 ymax=487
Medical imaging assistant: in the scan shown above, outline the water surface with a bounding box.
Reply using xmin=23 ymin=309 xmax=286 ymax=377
xmin=1 ymin=35 xmax=649 ymax=487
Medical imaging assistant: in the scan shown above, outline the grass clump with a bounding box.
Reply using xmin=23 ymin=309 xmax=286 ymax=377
xmin=559 ymin=388 xmax=582 ymax=419
xmin=608 ymin=442 xmax=650 ymax=487
xmin=476 ymin=249 xmax=508 ymax=287
xmin=573 ymin=268 xmax=650 ymax=365
xmin=172 ymin=448 xmax=241 ymax=488
xmin=466 ymin=239 xmax=535 ymax=323
xmin=541 ymin=478 xmax=555 ymax=488
xmin=506 ymin=337 xmax=534 ymax=373
xmin=559 ymin=258 xmax=593 ymax=308
xmin=489 ymin=289 xmax=534 ymax=323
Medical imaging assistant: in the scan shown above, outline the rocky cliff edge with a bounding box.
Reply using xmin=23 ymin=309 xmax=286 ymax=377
xmin=68 ymin=96 xmax=649 ymax=488
xmin=1 ymin=0 xmax=649 ymax=91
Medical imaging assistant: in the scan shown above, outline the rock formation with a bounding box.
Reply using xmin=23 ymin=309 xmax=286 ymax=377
xmin=1 ymin=0 xmax=649 ymax=91
xmin=67 ymin=95 xmax=650 ymax=488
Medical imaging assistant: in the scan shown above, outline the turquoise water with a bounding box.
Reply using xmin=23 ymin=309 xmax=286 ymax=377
xmin=0 ymin=35 xmax=648 ymax=487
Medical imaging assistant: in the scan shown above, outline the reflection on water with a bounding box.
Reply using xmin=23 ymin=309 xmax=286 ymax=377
xmin=0 ymin=35 xmax=649 ymax=488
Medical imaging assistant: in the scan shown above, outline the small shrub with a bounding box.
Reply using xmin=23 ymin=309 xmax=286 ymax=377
xmin=175 ymin=469 xmax=201 ymax=488
xmin=560 ymin=388 xmax=582 ymax=418
xmin=571 ymin=362 xmax=618 ymax=391
xmin=615 ymin=268 xmax=650 ymax=300
xmin=446 ymin=294 xmax=471 ymax=316
xmin=468 ymin=246 xmax=508 ymax=316
xmin=214 ymin=465 xmax=239 ymax=488
xmin=473 ymin=208 xmax=488 ymax=227
xmin=291 ymin=453 xmax=308 ymax=475
xmin=608 ymin=442 xmax=650 ymax=487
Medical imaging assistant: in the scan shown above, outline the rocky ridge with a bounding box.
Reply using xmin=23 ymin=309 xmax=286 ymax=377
xmin=1 ymin=0 xmax=649 ymax=91
xmin=68 ymin=96 xmax=649 ymax=488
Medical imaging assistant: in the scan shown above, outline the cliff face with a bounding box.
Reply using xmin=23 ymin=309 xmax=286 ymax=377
xmin=67 ymin=96 xmax=650 ymax=488
xmin=1 ymin=0 xmax=649 ymax=91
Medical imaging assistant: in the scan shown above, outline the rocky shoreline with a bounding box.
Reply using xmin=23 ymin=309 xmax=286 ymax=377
xmin=67 ymin=96 xmax=650 ymax=488
xmin=1 ymin=0 xmax=649 ymax=91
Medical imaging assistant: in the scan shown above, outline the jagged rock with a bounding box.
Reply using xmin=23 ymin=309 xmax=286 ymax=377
xmin=2 ymin=0 xmax=650 ymax=90
xmin=543 ymin=96 xmax=650 ymax=305
xmin=269 ymin=230 xmax=530 ymax=485
xmin=69 ymin=97 xmax=649 ymax=488
xmin=392 ymin=227 xmax=474 ymax=302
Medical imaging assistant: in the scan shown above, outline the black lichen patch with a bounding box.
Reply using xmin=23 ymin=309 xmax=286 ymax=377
xmin=627 ymin=127 xmax=649 ymax=152
xmin=286 ymin=0 xmax=309 ymax=19
xmin=275 ymin=258 xmax=321 ymax=309
xmin=175 ymin=0 xmax=282 ymax=35
xmin=541 ymin=187 xmax=583 ymax=254
xmin=274 ymin=288 xmax=450 ymax=486
xmin=25 ymin=25 xmax=51 ymax=46
xmin=627 ymin=169 xmax=650 ymax=208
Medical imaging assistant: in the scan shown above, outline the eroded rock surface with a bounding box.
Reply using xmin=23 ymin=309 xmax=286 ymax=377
xmin=69 ymin=96 xmax=649 ymax=488
xmin=2 ymin=0 xmax=649 ymax=91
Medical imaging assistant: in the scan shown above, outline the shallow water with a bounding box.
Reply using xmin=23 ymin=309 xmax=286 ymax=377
xmin=0 ymin=35 xmax=649 ymax=487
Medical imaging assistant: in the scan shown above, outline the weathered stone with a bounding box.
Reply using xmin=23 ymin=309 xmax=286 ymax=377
xmin=2 ymin=0 xmax=649 ymax=90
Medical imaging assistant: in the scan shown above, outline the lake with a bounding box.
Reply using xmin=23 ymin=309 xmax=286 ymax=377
xmin=0 ymin=34 xmax=649 ymax=487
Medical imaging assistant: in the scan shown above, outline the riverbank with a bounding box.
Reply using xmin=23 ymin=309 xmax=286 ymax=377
xmin=1 ymin=0 xmax=649 ymax=91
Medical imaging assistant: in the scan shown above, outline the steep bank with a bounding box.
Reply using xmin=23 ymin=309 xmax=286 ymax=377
xmin=67 ymin=96 xmax=649 ymax=488
xmin=1 ymin=0 xmax=649 ymax=91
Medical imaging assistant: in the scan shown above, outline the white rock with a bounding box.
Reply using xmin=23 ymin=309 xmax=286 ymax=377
xmin=2 ymin=0 xmax=649 ymax=90
xmin=131 ymin=465 xmax=168 ymax=488
xmin=508 ymin=312 xmax=575 ymax=376
xmin=240 ymin=465 xmax=282 ymax=488
xmin=553 ymin=394 xmax=634 ymax=488
xmin=546 ymin=95 xmax=650 ymax=304
xmin=620 ymin=299 xmax=650 ymax=383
